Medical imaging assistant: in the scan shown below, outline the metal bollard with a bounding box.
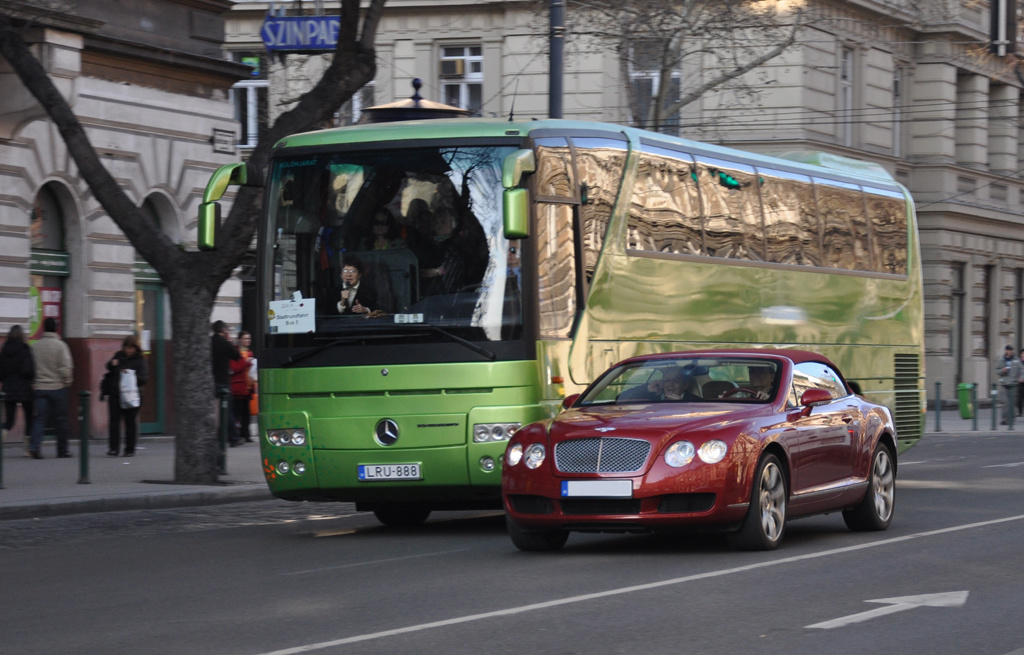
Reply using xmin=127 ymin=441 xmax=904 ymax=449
xmin=218 ymin=387 xmax=230 ymax=475
xmin=78 ymin=390 xmax=91 ymax=484
xmin=972 ymin=384 xmax=978 ymax=431
xmin=0 ymin=390 xmax=5 ymax=490
xmin=991 ymin=384 xmax=998 ymax=431
xmin=934 ymin=381 xmax=941 ymax=432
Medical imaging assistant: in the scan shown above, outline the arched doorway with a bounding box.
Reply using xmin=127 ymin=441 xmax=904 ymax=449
xmin=135 ymin=195 xmax=174 ymax=434
xmin=28 ymin=184 xmax=70 ymax=339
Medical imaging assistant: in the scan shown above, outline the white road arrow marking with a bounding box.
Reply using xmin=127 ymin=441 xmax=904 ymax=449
xmin=807 ymin=591 xmax=969 ymax=630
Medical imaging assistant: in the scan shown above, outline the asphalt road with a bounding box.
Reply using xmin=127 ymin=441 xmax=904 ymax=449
xmin=1 ymin=433 xmax=1022 ymax=655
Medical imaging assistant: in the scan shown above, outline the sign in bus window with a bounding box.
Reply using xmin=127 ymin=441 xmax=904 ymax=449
xmin=696 ymin=158 xmax=764 ymax=261
xmin=629 ymin=149 xmax=702 ymax=256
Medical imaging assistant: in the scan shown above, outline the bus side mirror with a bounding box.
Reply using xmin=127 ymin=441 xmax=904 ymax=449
xmin=503 ymin=188 xmax=529 ymax=239
xmin=502 ymin=149 xmax=534 ymax=240
xmin=197 ymin=163 xmax=249 ymax=251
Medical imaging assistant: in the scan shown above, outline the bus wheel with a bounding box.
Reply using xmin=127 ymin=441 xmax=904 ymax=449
xmin=505 ymin=515 xmax=568 ymax=552
xmin=843 ymin=443 xmax=895 ymax=532
xmin=372 ymin=506 xmax=431 ymax=527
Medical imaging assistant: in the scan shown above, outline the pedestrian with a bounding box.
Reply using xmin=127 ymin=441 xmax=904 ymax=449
xmin=994 ymin=344 xmax=1022 ymax=429
xmin=104 ymin=334 xmax=148 ymax=457
xmin=229 ymin=330 xmax=255 ymax=444
xmin=1017 ymin=348 xmax=1024 ymax=417
xmin=28 ymin=317 xmax=73 ymax=459
xmin=0 ymin=325 xmax=35 ymax=455
xmin=211 ymin=320 xmax=241 ymax=442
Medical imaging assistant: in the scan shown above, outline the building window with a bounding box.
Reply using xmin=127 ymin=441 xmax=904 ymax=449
xmin=951 ymin=263 xmax=965 ymax=384
xmin=231 ymin=53 xmax=269 ymax=148
xmin=839 ymin=47 xmax=854 ymax=147
xmin=893 ymin=66 xmax=906 ymax=157
xmin=336 ymin=83 xmax=376 ymax=126
xmin=628 ymin=39 xmax=680 ymax=137
xmin=440 ymin=46 xmax=482 ymax=116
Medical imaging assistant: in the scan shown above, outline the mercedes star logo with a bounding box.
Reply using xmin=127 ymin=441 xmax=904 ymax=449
xmin=374 ymin=418 xmax=399 ymax=446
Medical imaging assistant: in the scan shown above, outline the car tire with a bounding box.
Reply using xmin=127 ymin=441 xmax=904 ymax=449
xmin=372 ymin=506 xmax=432 ymax=527
xmin=843 ymin=443 xmax=895 ymax=532
xmin=728 ymin=453 xmax=787 ymax=551
xmin=506 ymin=515 xmax=569 ymax=552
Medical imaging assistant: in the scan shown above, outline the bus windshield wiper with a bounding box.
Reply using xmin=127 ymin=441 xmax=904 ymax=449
xmin=282 ymin=333 xmax=407 ymax=367
xmin=424 ymin=325 xmax=496 ymax=361
xmin=281 ymin=325 xmax=495 ymax=367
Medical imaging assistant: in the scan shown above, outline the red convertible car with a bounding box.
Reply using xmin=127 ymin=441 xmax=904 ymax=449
xmin=502 ymin=350 xmax=897 ymax=551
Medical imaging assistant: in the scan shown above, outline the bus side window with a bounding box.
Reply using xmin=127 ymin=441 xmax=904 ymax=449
xmin=759 ymin=169 xmax=820 ymax=267
xmin=572 ymin=137 xmax=628 ymax=286
xmin=864 ymin=189 xmax=908 ymax=275
xmin=628 ymin=150 xmax=702 ymax=256
xmin=696 ymin=158 xmax=764 ymax=261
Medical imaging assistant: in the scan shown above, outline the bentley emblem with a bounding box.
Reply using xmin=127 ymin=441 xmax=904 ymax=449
xmin=374 ymin=418 xmax=399 ymax=446
xmin=595 ymin=427 xmax=616 ymax=433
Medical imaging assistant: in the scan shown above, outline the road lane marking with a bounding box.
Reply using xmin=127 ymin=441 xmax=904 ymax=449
xmin=254 ymin=513 xmax=1024 ymax=655
xmin=806 ymin=591 xmax=969 ymax=629
xmin=983 ymin=462 xmax=1024 ymax=468
xmin=282 ymin=549 xmax=468 ymax=576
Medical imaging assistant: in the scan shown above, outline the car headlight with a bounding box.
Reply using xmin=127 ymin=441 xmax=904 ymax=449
xmin=473 ymin=423 xmax=521 ymax=442
xmin=524 ymin=443 xmax=546 ymax=469
xmin=507 ymin=443 xmax=524 ymax=467
xmin=665 ymin=441 xmax=696 ymax=467
xmin=698 ymin=440 xmax=728 ymax=464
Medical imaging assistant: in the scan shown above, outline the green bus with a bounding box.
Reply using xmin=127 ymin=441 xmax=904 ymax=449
xmin=199 ymin=119 xmax=925 ymax=526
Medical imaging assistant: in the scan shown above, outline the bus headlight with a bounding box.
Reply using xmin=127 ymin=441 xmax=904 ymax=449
xmin=473 ymin=422 xmax=520 ymax=442
xmin=268 ymin=429 xmax=307 ymax=446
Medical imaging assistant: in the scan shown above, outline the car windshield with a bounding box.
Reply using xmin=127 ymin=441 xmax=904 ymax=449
xmin=579 ymin=357 xmax=781 ymax=405
xmin=264 ymin=145 xmax=521 ymax=344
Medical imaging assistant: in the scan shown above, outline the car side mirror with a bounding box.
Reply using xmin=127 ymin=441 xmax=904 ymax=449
xmin=800 ymin=388 xmax=833 ymax=408
xmin=562 ymin=393 xmax=580 ymax=410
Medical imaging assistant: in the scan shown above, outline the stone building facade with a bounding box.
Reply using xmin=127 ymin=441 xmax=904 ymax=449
xmin=226 ymin=0 xmax=1024 ymax=407
xmin=0 ymin=0 xmax=248 ymax=440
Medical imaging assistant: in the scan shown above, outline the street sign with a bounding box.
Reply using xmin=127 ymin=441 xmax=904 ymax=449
xmin=806 ymin=591 xmax=969 ymax=630
xmin=261 ymin=15 xmax=339 ymax=52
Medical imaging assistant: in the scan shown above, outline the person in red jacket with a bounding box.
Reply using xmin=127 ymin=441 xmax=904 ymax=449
xmin=229 ymin=330 xmax=256 ymax=445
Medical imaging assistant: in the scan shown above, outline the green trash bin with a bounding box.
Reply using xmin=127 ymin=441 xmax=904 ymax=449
xmin=957 ymin=383 xmax=975 ymax=419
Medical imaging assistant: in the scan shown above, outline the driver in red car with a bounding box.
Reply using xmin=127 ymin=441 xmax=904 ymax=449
xmin=741 ymin=366 xmax=770 ymax=401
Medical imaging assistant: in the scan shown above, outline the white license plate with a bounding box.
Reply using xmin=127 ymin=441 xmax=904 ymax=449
xmin=358 ymin=463 xmax=422 ymax=481
xmin=561 ymin=480 xmax=633 ymax=498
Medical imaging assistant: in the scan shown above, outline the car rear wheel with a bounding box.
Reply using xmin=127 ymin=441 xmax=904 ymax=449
xmin=506 ymin=515 xmax=569 ymax=552
xmin=843 ymin=443 xmax=895 ymax=532
xmin=372 ymin=506 xmax=432 ymax=527
xmin=728 ymin=453 xmax=787 ymax=551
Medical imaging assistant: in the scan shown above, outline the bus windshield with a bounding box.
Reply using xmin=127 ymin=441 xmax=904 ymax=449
xmin=265 ymin=145 xmax=521 ymax=346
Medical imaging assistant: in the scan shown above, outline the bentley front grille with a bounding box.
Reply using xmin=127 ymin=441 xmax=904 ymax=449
xmin=554 ymin=437 xmax=652 ymax=473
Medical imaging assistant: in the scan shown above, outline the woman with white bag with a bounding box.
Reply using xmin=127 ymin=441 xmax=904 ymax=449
xmin=104 ymin=334 xmax=148 ymax=457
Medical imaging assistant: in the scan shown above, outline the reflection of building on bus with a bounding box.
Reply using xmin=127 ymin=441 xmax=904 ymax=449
xmin=204 ymin=118 xmax=924 ymax=527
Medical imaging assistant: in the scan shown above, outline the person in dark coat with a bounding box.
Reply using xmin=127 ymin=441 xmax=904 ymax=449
xmin=105 ymin=334 xmax=148 ymax=457
xmin=0 ymin=325 xmax=35 ymax=454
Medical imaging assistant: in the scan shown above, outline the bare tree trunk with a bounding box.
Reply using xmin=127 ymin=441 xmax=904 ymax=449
xmin=0 ymin=1 xmax=386 ymax=483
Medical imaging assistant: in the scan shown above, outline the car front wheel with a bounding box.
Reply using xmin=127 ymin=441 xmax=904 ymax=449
xmin=729 ymin=453 xmax=787 ymax=551
xmin=506 ymin=515 xmax=569 ymax=552
xmin=843 ymin=443 xmax=895 ymax=531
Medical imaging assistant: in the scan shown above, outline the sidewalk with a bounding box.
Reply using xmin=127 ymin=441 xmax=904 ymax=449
xmin=0 ymin=437 xmax=271 ymax=520
xmin=0 ymin=407 xmax=1018 ymax=521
